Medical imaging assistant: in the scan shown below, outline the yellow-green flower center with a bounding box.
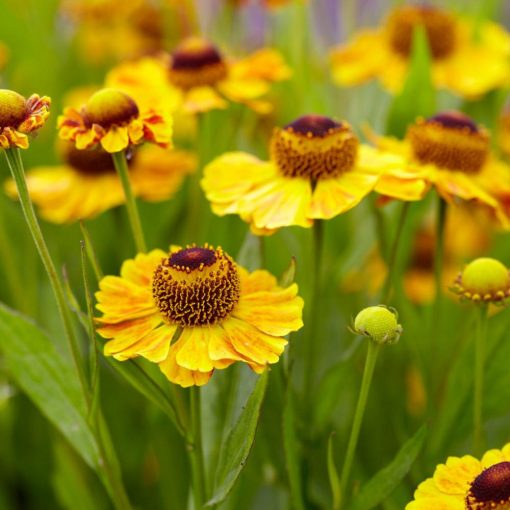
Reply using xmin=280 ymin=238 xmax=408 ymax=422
xmin=0 ymin=89 xmax=28 ymax=128
xmin=152 ymin=246 xmax=240 ymax=327
xmin=169 ymin=38 xmax=228 ymax=90
xmin=466 ymin=462 xmax=510 ymax=509
xmin=458 ymin=257 xmax=510 ymax=302
xmin=353 ymin=305 xmax=402 ymax=344
xmin=84 ymin=88 xmax=139 ymax=128
xmin=270 ymin=115 xmax=359 ymax=181
xmin=406 ymin=112 xmax=489 ymax=174
xmin=386 ymin=5 xmax=456 ymax=60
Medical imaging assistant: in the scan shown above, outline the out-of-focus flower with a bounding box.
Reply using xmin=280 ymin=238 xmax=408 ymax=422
xmin=58 ymin=88 xmax=173 ymax=153
xmin=373 ymin=111 xmax=509 ymax=227
xmin=96 ymin=245 xmax=304 ymax=387
xmin=343 ymin=206 xmax=491 ymax=304
xmin=60 ymin=0 xmax=167 ymax=64
xmin=0 ymin=90 xmax=51 ymax=150
xmin=452 ymin=257 xmax=510 ymax=304
xmin=330 ymin=5 xmax=510 ymax=99
xmin=202 ymin=114 xmax=426 ymax=235
xmin=406 ymin=443 xmax=510 ymax=509
xmin=229 ymin=0 xmax=306 ymax=9
xmin=5 ymin=142 xmax=195 ymax=223
xmin=106 ymin=37 xmax=291 ymax=114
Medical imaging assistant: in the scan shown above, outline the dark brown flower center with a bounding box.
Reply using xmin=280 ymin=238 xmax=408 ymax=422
xmin=84 ymin=88 xmax=139 ymax=128
xmin=169 ymin=38 xmax=228 ymax=89
xmin=152 ymin=246 xmax=240 ymax=327
xmin=406 ymin=111 xmax=489 ymax=174
xmin=466 ymin=462 xmax=510 ymax=509
xmin=0 ymin=89 xmax=28 ymax=128
xmin=270 ymin=115 xmax=359 ymax=181
xmin=386 ymin=5 xmax=456 ymax=60
xmin=63 ymin=143 xmax=136 ymax=176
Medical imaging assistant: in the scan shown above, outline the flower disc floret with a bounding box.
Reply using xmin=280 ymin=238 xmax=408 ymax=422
xmin=353 ymin=305 xmax=402 ymax=344
xmin=169 ymin=38 xmax=228 ymax=90
xmin=386 ymin=5 xmax=456 ymax=59
xmin=453 ymin=257 xmax=510 ymax=303
xmin=270 ymin=115 xmax=359 ymax=181
xmin=466 ymin=462 xmax=510 ymax=509
xmin=84 ymin=88 xmax=139 ymax=128
xmin=407 ymin=112 xmax=489 ymax=174
xmin=152 ymin=245 xmax=241 ymax=326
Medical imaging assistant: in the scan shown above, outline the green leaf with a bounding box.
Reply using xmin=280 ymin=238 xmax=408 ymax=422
xmin=279 ymin=257 xmax=297 ymax=287
xmin=0 ymin=303 xmax=101 ymax=471
xmin=236 ymin=231 xmax=262 ymax=271
xmin=206 ymin=370 xmax=269 ymax=506
xmin=350 ymin=425 xmax=427 ymax=510
xmin=385 ymin=26 xmax=436 ymax=137
xmin=283 ymin=385 xmax=305 ymax=510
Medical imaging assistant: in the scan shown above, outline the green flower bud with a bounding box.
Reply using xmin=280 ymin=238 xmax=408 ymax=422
xmin=353 ymin=305 xmax=402 ymax=345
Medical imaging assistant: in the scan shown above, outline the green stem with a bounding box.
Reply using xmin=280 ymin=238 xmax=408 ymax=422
xmin=303 ymin=220 xmax=323 ymax=405
xmin=4 ymin=148 xmax=89 ymax=399
xmin=381 ymin=202 xmax=410 ymax=304
xmin=339 ymin=341 xmax=381 ymax=507
xmin=371 ymin=198 xmax=388 ymax=262
xmin=111 ymin=151 xmax=146 ymax=253
xmin=473 ymin=304 xmax=488 ymax=456
xmin=433 ymin=196 xmax=447 ymax=320
xmin=188 ymin=386 xmax=206 ymax=509
xmin=80 ymin=221 xmax=104 ymax=282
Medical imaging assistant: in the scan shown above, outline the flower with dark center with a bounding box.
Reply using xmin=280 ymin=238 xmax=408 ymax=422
xmin=96 ymin=244 xmax=304 ymax=387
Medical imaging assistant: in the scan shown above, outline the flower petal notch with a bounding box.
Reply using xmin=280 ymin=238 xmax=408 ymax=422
xmin=452 ymin=257 xmax=510 ymax=304
xmin=95 ymin=244 xmax=304 ymax=387
xmin=0 ymin=89 xmax=51 ymax=149
xmin=202 ymin=114 xmax=420 ymax=235
xmin=352 ymin=305 xmax=402 ymax=345
xmin=57 ymin=87 xmax=173 ymax=153
xmin=406 ymin=443 xmax=510 ymax=509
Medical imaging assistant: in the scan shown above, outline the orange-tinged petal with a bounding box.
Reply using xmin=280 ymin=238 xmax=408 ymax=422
xmin=120 ymin=249 xmax=167 ymax=287
xmin=100 ymin=125 xmax=129 ymax=152
xmin=221 ymin=317 xmax=287 ymax=366
xmin=118 ymin=323 xmax=176 ymax=363
xmin=233 ymin=284 xmax=304 ymax=336
xmin=174 ymin=327 xmax=215 ymax=372
xmin=159 ymin=341 xmax=212 ymax=387
xmin=182 ymin=86 xmax=227 ymax=113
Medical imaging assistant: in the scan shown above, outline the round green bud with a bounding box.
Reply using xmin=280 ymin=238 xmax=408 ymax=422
xmin=353 ymin=305 xmax=402 ymax=345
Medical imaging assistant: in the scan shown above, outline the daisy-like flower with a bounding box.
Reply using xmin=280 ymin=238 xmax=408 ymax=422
xmin=330 ymin=5 xmax=510 ymax=99
xmin=407 ymin=443 xmax=510 ymax=509
xmin=95 ymin=244 xmax=304 ymax=387
xmin=202 ymin=114 xmax=427 ymax=235
xmin=452 ymin=257 xmax=510 ymax=304
xmin=106 ymin=37 xmax=291 ymax=115
xmin=5 ymin=142 xmax=196 ymax=223
xmin=58 ymin=88 xmax=173 ymax=153
xmin=0 ymin=90 xmax=51 ymax=149
xmin=373 ymin=111 xmax=509 ymax=227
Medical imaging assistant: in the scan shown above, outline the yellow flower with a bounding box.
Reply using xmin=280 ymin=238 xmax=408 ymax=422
xmin=373 ymin=111 xmax=509 ymax=227
xmin=5 ymin=142 xmax=195 ymax=223
xmin=57 ymin=88 xmax=173 ymax=153
xmin=106 ymin=37 xmax=291 ymax=115
xmin=452 ymin=257 xmax=510 ymax=304
xmin=202 ymin=114 xmax=427 ymax=235
xmin=0 ymin=90 xmax=51 ymax=150
xmin=407 ymin=443 xmax=510 ymax=509
xmin=95 ymin=245 xmax=304 ymax=387
xmin=330 ymin=5 xmax=510 ymax=99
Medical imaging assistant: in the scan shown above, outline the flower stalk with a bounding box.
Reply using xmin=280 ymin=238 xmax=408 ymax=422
xmin=473 ymin=304 xmax=488 ymax=456
xmin=189 ymin=386 xmax=206 ymax=509
xmin=111 ymin=150 xmax=147 ymax=253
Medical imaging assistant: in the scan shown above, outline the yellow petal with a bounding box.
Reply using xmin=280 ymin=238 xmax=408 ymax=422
xmin=175 ymin=327 xmax=215 ymax=372
xmin=432 ymin=455 xmax=481 ymax=495
xmin=100 ymin=126 xmax=129 ymax=153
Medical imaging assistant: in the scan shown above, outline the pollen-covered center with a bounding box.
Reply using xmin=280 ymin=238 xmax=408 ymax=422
xmin=84 ymin=88 xmax=139 ymax=128
xmin=169 ymin=38 xmax=228 ymax=90
xmin=466 ymin=462 xmax=510 ymax=509
xmin=0 ymin=89 xmax=28 ymax=128
xmin=270 ymin=115 xmax=359 ymax=181
xmin=63 ymin=142 xmax=136 ymax=176
xmin=152 ymin=245 xmax=240 ymax=327
xmin=406 ymin=112 xmax=489 ymax=174
xmin=386 ymin=5 xmax=456 ymax=60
